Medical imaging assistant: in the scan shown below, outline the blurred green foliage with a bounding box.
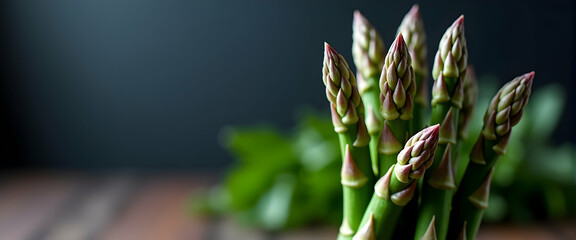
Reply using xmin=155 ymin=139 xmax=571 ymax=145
xmin=195 ymin=109 xmax=343 ymax=229
xmin=195 ymin=78 xmax=575 ymax=230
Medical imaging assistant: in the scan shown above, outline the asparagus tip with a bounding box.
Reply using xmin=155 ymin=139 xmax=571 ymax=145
xmin=324 ymin=42 xmax=334 ymax=53
xmin=410 ymin=4 xmax=420 ymax=14
xmin=353 ymin=9 xmax=362 ymax=19
xmin=525 ymin=71 xmax=535 ymax=82
xmin=456 ymin=15 xmax=464 ymax=24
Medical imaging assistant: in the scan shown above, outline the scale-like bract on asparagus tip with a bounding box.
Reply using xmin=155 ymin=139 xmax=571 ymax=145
xmin=391 ymin=180 xmax=418 ymax=206
xmin=365 ymin=107 xmax=382 ymax=135
xmin=428 ymin=144 xmax=456 ymax=189
xmin=339 ymin=217 xmax=355 ymax=237
xmin=352 ymin=213 xmax=376 ymax=240
xmin=432 ymin=74 xmax=450 ymax=106
xmin=341 ymin=145 xmax=369 ymax=188
xmin=354 ymin=116 xmax=370 ymax=147
xmin=469 ymin=135 xmax=486 ymax=165
xmin=467 ymin=168 xmax=494 ymax=209
xmin=443 ymin=52 xmax=459 ymax=78
xmin=457 ymin=222 xmax=468 ymax=240
xmin=331 ymin=104 xmax=348 ymax=133
xmin=375 ymin=165 xmax=393 ymax=199
xmin=439 ymin=107 xmax=457 ymax=144
xmin=419 ymin=216 xmax=438 ymax=240
xmin=492 ymin=131 xmax=511 ymax=155
xmin=399 ymin=94 xmax=414 ymax=120
xmin=378 ymin=124 xmax=403 ymax=154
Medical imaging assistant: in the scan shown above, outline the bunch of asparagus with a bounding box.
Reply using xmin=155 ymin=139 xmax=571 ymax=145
xmin=323 ymin=5 xmax=534 ymax=240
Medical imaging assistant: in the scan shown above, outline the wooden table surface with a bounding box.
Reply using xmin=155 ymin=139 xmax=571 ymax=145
xmin=0 ymin=171 xmax=573 ymax=240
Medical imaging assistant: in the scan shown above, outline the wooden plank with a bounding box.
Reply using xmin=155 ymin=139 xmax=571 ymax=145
xmin=33 ymin=174 xmax=138 ymax=240
xmin=99 ymin=174 xmax=212 ymax=240
xmin=0 ymin=171 xmax=85 ymax=240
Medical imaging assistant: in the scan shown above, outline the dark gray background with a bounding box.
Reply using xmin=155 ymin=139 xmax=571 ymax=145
xmin=1 ymin=0 xmax=574 ymax=169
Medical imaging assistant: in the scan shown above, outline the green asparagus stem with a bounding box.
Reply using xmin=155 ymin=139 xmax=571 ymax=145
xmin=340 ymin=145 xmax=372 ymax=239
xmin=355 ymin=125 xmax=439 ymax=240
xmin=323 ymin=43 xmax=374 ymax=238
xmin=352 ymin=10 xmax=387 ymax=175
xmin=416 ymin=16 xmax=468 ymax=240
xmin=394 ymin=6 xmax=429 ymax=238
xmin=397 ymin=4 xmax=429 ymax=131
xmin=378 ymin=33 xmax=416 ymax=177
xmin=448 ymin=72 xmax=534 ymax=240
xmin=458 ymin=66 xmax=478 ymax=140
xmin=456 ymin=66 xmax=479 ymax=185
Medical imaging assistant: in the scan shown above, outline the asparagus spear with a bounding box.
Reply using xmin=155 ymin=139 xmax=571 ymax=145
xmin=458 ymin=66 xmax=478 ymax=140
xmin=397 ymin=4 xmax=429 ymax=131
xmin=415 ymin=16 xmax=467 ymax=240
xmin=394 ymin=7 xmax=429 ymax=238
xmin=448 ymin=72 xmax=534 ymax=240
xmin=355 ymin=125 xmax=439 ymax=240
xmin=378 ymin=33 xmax=417 ymax=176
xmin=456 ymin=66 xmax=479 ymax=185
xmin=352 ymin=10 xmax=387 ymax=175
xmin=323 ymin=43 xmax=374 ymax=238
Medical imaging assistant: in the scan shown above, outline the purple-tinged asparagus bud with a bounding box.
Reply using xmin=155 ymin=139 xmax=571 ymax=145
xmin=431 ymin=16 xmax=468 ymax=109
xmin=353 ymin=10 xmax=386 ymax=82
xmin=481 ymin=72 xmax=534 ymax=154
xmin=323 ymin=43 xmax=365 ymax=132
xmin=420 ymin=216 xmax=438 ymax=240
xmin=397 ymin=4 xmax=428 ymax=82
xmin=379 ymin=34 xmax=416 ymax=121
xmin=394 ymin=125 xmax=440 ymax=184
xmin=432 ymin=16 xmax=467 ymax=80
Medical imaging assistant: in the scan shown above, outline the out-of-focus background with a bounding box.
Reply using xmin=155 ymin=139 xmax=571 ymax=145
xmin=0 ymin=0 xmax=574 ymax=239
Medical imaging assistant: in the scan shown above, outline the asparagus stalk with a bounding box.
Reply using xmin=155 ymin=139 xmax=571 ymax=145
xmin=394 ymin=7 xmax=429 ymax=238
xmin=448 ymin=72 xmax=534 ymax=240
xmin=378 ymin=33 xmax=417 ymax=177
xmin=458 ymin=66 xmax=478 ymax=140
xmin=323 ymin=43 xmax=374 ymax=238
xmin=354 ymin=125 xmax=440 ymax=240
xmin=415 ymin=16 xmax=468 ymax=240
xmin=397 ymin=4 xmax=429 ymax=131
xmin=456 ymin=66 xmax=479 ymax=185
xmin=352 ymin=10 xmax=387 ymax=175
